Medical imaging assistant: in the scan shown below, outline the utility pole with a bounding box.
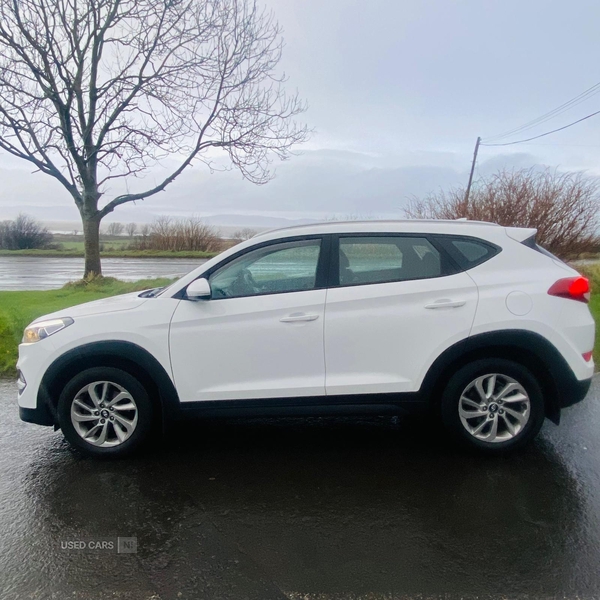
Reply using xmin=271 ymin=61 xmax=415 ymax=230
xmin=464 ymin=136 xmax=481 ymax=213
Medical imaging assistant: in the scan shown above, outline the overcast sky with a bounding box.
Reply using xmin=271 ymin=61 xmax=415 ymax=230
xmin=2 ymin=0 xmax=600 ymax=225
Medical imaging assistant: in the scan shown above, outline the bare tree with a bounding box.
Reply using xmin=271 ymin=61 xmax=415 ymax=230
xmin=126 ymin=222 xmax=137 ymax=238
xmin=405 ymin=169 xmax=600 ymax=258
xmin=0 ymin=213 xmax=52 ymax=249
xmin=232 ymin=227 xmax=258 ymax=241
xmin=135 ymin=223 xmax=151 ymax=248
xmin=0 ymin=0 xmax=308 ymax=277
xmin=106 ymin=222 xmax=124 ymax=236
xmin=146 ymin=216 xmax=219 ymax=252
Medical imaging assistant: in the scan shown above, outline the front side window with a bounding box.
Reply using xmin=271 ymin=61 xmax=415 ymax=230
xmin=209 ymin=239 xmax=322 ymax=299
xmin=338 ymin=236 xmax=444 ymax=286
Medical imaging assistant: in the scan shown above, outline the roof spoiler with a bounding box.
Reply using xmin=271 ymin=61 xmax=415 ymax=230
xmin=505 ymin=227 xmax=537 ymax=243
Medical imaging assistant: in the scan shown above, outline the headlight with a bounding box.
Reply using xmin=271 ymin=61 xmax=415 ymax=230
xmin=23 ymin=317 xmax=74 ymax=343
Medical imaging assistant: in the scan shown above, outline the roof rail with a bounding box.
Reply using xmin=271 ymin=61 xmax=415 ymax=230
xmin=252 ymin=218 xmax=501 ymax=237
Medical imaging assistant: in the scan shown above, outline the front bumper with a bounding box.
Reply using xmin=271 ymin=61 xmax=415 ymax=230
xmin=19 ymin=403 xmax=54 ymax=426
xmin=17 ymin=338 xmax=58 ymax=427
xmin=17 ymin=337 xmax=57 ymax=409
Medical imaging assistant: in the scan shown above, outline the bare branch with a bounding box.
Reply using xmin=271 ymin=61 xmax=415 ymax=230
xmin=0 ymin=0 xmax=308 ymax=275
xmin=405 ymin=168 xmax=600 ymax=258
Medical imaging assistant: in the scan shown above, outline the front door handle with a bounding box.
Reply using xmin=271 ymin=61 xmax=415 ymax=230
xmin=280 ymin=313 xmax=320 ymax=323
xmin=424 ymin=299 xmax=466 ymax=309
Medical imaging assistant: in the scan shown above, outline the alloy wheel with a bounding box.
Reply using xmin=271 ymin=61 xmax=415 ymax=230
xmin=70 ymin=380 xmax=139 ymax=447
xmin=458 ymin=373 xmax=530 ymax=443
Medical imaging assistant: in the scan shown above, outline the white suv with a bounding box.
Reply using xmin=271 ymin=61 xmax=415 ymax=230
xmin=17 ymin=220 xmax=595 ymax=456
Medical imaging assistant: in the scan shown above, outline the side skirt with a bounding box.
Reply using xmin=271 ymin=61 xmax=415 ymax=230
xmin=176 ymin=393 xmax=428 ymax=419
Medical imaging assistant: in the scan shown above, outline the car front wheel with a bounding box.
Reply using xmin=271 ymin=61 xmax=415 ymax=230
xmin=57 ymin=367 xmax=153 ymax=457
xmin=441 ymin=359 xmax=545 ymax=453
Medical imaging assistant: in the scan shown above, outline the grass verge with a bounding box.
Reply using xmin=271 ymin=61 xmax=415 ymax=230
xmin=0 ymin=277 xmax=174 ymax=377
xmin=576 ymin=263 xmax=600 ymax=366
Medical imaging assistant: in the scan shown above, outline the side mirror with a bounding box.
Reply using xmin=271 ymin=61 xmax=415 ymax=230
xmin=186 ymin=278 xmax=211 ymax=300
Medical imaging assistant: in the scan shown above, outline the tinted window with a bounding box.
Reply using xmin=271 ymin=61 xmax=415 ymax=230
xmin=452 ymin=240 xmax=488 ymax=262
xmin=209 ymin=239 xmax=321 ymax=299
xmin=338 ymin=236 xmax=444 ymax=286
xmin=437 ymin=236 xmax=499 ymax=270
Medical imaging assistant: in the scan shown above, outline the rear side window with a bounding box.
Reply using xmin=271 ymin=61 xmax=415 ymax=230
xmin=338 ymin=236 xmax=453 ymax=286
xmin=436 ymin=236 xmax=499 ymax=270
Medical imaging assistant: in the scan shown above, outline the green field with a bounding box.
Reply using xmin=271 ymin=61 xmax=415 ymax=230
xmin=1 ymin=266 xmax=600 ymax=378
xmin=60 ymin=240 xmax=123 ymax=251
xmin=576 ymin=263 xmax=600 ymax=366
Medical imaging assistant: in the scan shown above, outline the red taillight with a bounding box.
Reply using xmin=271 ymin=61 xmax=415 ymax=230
xmin=583 ymin=350 xmax=594 ymax=362
xmin=548 ymin=276 xmax=591 ymax=303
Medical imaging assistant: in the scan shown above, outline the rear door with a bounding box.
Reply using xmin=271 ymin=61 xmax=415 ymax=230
xmin=324 ymin=234 xmax=479 ymax=395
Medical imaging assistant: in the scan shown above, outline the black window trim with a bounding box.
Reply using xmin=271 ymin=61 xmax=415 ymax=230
xmin=329 ymin=232 xmax=462 ymax=289
xmin=181 ymin=234 xmax=332 ymax=301
xmin=521 ymin=233 xmax=562 ymax=262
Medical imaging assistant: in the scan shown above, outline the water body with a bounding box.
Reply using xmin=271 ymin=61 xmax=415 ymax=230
xmin=0 ymin=256 xmax=208 ymax=291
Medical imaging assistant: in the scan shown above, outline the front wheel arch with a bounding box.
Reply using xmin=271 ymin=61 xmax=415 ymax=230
xmin=39 ymin=341 xmax=180 ymax=432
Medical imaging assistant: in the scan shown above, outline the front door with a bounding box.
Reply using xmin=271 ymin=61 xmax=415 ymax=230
xmin=169 ymin=237 xmax=327 ymax=402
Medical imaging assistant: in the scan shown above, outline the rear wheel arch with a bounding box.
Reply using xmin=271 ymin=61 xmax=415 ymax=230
xmin=420 ymin=330 xmax=568 ymax=424
xmin=39 ymin=341 xmax=180 ymax=430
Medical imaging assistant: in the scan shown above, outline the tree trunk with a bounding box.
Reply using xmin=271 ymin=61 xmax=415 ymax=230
xmin=82 ymin=215 xmax=102 ymax=278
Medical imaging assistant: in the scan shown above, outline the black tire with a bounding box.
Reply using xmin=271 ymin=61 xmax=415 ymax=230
xmin=57 ymin=367 xmax=154 ymax=458
xmin=440 ymin=358 xmax=545 ymax=454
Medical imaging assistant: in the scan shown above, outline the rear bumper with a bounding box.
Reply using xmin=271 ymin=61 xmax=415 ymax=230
xmin=558 ymin=375 xmax=592 ymax=409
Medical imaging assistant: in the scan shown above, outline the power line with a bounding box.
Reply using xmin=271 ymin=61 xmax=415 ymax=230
xmin=508 ymin=143 xmax=600 ymax=147
xmin=496 ymin=142 xmax=600 ymax=147
xmin=484 ymin=90 xmax=600 ymax=143
xmin=481 ymin=108 xmax=600 ymax=147
xmin=464 ymin=82 xmax=600 ymax=204
xmin=483 ymin=80 xmax=600 ymax=143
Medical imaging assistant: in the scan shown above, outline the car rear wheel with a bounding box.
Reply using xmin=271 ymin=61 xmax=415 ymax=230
xmin=57 ymin=367 xmax=153 ymax=457
xmin=441 ymin=359 xmax=545 ymax=453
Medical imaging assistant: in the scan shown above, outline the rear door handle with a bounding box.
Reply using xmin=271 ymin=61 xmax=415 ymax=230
xmin=424 ymin=299 xmax=466 ymax=309
xmin=280 ymin=313 xmax=320 ymax=323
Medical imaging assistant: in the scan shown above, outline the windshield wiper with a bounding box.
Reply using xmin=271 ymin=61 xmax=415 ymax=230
xmin=138 ymin=287 xmax=164 ymax=298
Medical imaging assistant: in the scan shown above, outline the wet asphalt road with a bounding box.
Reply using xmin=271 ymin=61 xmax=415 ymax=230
xmin=2 ymin=379 xmax=600 ymax=600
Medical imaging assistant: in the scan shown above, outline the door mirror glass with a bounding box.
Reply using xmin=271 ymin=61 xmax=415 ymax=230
xmin=186 ymin=278 xmax=211 ymax=300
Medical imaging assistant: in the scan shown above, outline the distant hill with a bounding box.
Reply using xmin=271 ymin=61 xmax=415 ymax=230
xmin=43 ymin=213 xmax=320 ymax=236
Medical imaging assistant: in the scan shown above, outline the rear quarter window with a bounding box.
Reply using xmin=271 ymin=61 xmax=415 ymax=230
xmin=436 ymin=236 xmax=500 ymax=270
